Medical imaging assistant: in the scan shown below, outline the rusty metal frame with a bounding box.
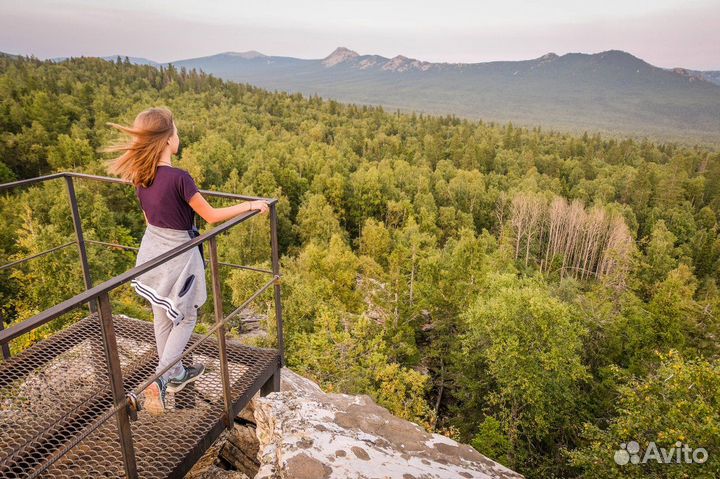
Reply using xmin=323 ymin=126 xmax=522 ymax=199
xmin=0 ymin=171 xmax=285 ymax=478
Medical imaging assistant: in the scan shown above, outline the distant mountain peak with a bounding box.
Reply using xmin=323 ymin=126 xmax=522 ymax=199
xmin=328 ymin=46 xmax=358 ymax=56
xmin=224 ymin=50 xmax=266 ymax=59
xmin=600 ymin=49 xmax=632 ymax=56
xmin=323 ymin=47 xmax=359 ymax=67
xmin=537 ymin=52 xmax=559 ymax=61
xmin=593 ymin=49 xmax=643 ymax=63
xmin=382 ymin=54 xmax=434 ymax=72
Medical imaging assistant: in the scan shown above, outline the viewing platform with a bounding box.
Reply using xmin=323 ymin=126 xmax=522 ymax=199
xmin=0 ymin=172 xmax=285 ymax=478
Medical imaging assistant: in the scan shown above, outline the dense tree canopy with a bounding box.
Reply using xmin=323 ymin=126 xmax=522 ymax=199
xmin=1 ymin=53 xmax=718 ymax=478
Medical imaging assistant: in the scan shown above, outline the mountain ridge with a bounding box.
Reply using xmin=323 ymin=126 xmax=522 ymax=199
xmin=33 ymin=47 xmax=719 ymax=79
xmin=7 ymin=47 xmax=719 ymax=143
xmin=55 ymin=47 xmax=720 ymax=91
xmin=158 ymin=46 xmax=720 ymax=144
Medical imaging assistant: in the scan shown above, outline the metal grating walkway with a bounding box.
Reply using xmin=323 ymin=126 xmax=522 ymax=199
xmin=0 ymin=313 xmax=281 ymax=478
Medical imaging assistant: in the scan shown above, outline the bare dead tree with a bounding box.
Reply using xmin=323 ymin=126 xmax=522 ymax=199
xmin=506 ymin=193 xmax=633 ymax=282
xmin=510 ymin=194 xmax=529 ymax=259
xmin=524 ymin=194 xmax=544 ymax=266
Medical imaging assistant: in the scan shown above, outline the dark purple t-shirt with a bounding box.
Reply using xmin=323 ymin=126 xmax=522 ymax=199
xmin=135 ymin=166 xmax=200 ymax=230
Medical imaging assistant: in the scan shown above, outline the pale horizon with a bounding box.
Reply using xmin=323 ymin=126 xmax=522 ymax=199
xmin=1 ymin=0 xmax=718 ymax=70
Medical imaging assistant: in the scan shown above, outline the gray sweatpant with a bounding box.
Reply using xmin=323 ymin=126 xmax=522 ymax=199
xmin=151 ymin=303 xmax=196 ymax=382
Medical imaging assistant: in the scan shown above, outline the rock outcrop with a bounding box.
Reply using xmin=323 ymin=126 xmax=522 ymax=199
xmin=188 ymin=367 xmax=523 ymax=479
xmin=322 ymin=47 xmax=360 ymax=67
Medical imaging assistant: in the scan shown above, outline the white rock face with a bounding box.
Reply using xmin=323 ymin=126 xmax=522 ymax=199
xmin=252 ymin=367 xmax=524 ymax=479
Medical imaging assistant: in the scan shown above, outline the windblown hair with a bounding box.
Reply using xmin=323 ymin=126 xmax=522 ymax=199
xmin=101 ymin=107 xmax=175 ymax=187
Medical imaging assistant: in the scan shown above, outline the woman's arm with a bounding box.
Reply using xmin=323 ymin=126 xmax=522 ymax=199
xmin=188 ymin=192 xmax=269 ymax=225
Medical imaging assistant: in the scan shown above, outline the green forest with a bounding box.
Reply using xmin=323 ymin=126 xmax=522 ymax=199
xmin=1 ymin=53 xmax=719 ymax=478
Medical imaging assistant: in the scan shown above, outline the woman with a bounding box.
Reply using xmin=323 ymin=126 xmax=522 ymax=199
xmin=102 ymin=107 xmax=269 ymax=415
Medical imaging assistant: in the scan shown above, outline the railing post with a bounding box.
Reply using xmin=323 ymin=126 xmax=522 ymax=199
xmin=208 ymin=236 xmax=234 ymax=427
xmin=269 ymin=203 xmax=285 ymax=368
xmin=0 ymin=310 xmax=10 ymax=360
xmin=97 ymin=292 xmax=138 ymax=479
xmin=64 ymin=175 xmax=97 ymax=315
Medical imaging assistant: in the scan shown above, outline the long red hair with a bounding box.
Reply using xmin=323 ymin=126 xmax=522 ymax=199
xmin=101 ymin=107 xmax=175 ymax=187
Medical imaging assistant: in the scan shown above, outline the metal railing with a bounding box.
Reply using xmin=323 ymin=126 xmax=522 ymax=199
xmin=0 ymin=171 xmax=286 ymax=478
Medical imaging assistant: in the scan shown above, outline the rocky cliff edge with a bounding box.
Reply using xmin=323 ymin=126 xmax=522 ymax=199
xmin=187 ymin=367 xmax=524 ymax=479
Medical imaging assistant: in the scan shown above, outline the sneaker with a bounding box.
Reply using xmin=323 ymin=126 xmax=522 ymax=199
xmin=166 ymin=363 xmax=205 ymax=393
xmin=144 ymin=378 xmax=167 ymax=416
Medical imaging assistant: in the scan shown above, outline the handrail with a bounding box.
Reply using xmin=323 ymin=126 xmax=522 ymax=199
xmin=0 ymin=171 xmax=270 ymax=202
xmin=0 ymin=172 xmax=66 ymax=190
xmin=0 ymin=240 xmax=76 ymax=272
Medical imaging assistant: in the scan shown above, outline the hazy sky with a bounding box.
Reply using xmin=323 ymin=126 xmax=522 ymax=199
xmin=1 ymin=0 xmax=718 ymax=70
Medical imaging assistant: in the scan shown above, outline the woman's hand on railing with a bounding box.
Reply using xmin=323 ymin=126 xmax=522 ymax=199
xmin=189 ymin=193 xmax=271 ymax=223
xmin=250 ymin=200 xmax=270 ymax=215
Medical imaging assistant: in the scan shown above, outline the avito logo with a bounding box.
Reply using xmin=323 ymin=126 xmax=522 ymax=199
xmin=614 ymin=440 xmax=708 ymax=465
